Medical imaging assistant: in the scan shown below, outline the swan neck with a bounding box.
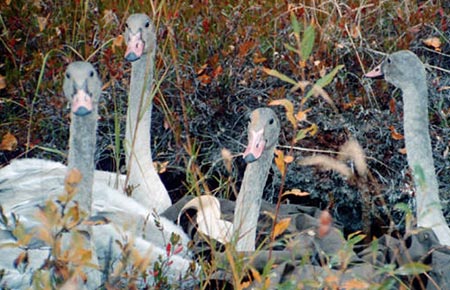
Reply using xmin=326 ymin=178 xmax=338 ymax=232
xmin=67 ymin=110 xmax=98 ymax=212
xmin=233 ymin=146 xmax=275 ymax=251
xmin=124 ymin=51 xmax=171 ymax=212
xmin=401 ymin=82 xmax=441 ymax=227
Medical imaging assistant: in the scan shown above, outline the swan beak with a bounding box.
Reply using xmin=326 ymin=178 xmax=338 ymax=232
xmin=243 ymin=128 xmax=265 ymax=163
xmin=72 ymin=88 xmax=93 ymax=116
xmin=125 ymin=32 xmax=145 ymax=62
xmin=365 ymin=64 xmax=383 ymax=78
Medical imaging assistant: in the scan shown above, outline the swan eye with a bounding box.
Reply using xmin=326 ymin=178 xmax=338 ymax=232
xmin=269 ymin=118 xmax=274 ymax=125
xmin=145 ymin=21 xmax=150 ymax=28
xmin=386 ymin=57 xmax=391 ymax=64
xmin=89 ymin=70 xmax=94 ymax=78
xmin=65 ymin=73 xmax=70 ymax=79
xmin=125 ymin=23 xmax=129 ymax=29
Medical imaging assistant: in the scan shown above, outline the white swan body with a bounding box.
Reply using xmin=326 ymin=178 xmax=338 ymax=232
xmin=366 ymin=50 xmax=450 ymax=246
xmin=0 ymin=62 xmax=193 ymax=288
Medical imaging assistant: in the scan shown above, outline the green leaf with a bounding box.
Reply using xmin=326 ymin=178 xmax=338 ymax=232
xmin=300 ymin=25 xmax=315 ymax=61
xmin=284 ymin=43 xmax=300 ymax=54
xmin=262 ymin=68 xmax=297 ymax=86
xmin=305 ymin=65 xmax=344 ymax=99
xmin=290 ymin=12 xmax=300 ymax=36
xmin=394 ymin=262 xmax=431 ymax=275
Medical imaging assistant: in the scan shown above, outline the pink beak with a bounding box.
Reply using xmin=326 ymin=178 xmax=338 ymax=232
xmin=365 ymin=64 xmax=383 ymax=78
xmin=243 ymin=129 xmax=265 ymax=163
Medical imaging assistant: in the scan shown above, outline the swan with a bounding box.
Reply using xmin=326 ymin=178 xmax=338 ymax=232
xmin=180 ymin=108 xmax=281 ymax=251
xmin=0 ymin=61 xmax=102 ymax=288
xmin=122 ymin=13 xmax=171 ymax=212
xmin=0 ymin=62 xmax=193 ymax=288
xmin=365 ymin=50 xmax=450 ymax=246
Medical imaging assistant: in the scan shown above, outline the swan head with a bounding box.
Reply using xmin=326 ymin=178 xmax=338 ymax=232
xmin=124 ymin=13 xmax=155 ymax=62
xmin=365 ymin=50 xmax=426 ymax=90
xmin=63 ymin=62 xmax=101 ymax=117
xmin=243 ymin=108 xmax=280 ymax=163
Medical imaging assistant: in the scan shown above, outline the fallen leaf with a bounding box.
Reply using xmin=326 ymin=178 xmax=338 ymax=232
xmin=423 ymin=37 xmax=441 ymax=51
xmin=282 ymin=188 xmax=310 ymax=197
xmin=154 ymin=160 xmax=169 ymax=174
xmin=0 ymin=74 xmax=6 ymax=89
xmin=273 ymin=217 xmax=291 ymax=239
xmin=341 ymin=279 xmax=370 ymax=289
xmin=318 ymin=210 xmax=332 ymax=237
xmin=0 ymin=132 xmax=18 ymax=151
xmin=284 ymin=154 xmax=294 ymax=164
xmin=399 ymin=148 xmax=407 ymax=155
xmin=295 ymin=108 xmax=311 ymax=122
xmin=112 ymin=35 xmax=124 ymax=53
xmin=389 ymin=125 xmax=404 ymax=140
xmin=37 ymin=15 xmax=49 ymax=32
xmin=221 ymin=148 xmax=233 ymax=173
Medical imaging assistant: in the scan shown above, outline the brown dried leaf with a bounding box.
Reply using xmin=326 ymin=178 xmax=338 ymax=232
xmin=423 ymin=37 xmax=441 ymax=51
xmin=250 ymin=267 xmax=262 ymax=283
xmin=295 ymin=108 xmax=311 ymax=122
xmin=399 ymin=148 xmax=407 ymax=155
xmin=37 ymin=15 xmax=49 ymax=32
xmin=0 ymin=132 xmax=18 ymax=151
xmin=238 ymin=41 xmax=256 ymax=58
xmin=0 ymin=74 xmax=6 ymax=89
xmin=273 ymin=217 xmax=291 ymax=239
xmin=389 ymin=125 xmax=404 ymax=140
xmin=221 ymin=148 xmax=233 ymax=173
xmin=282 ymin=188 xmax=310 ymax=197
xmin=154 ymin=160 xmax=169 ymax=174
xmin=284 ymin=155 xmax=294 ymax=164
xmin=269 ymin=99 xmax=297 ymax=129
xmin=112 ymin=35 xmax=124 ymax=53
xmin=274 ymin=149 xmax=285 ymax=175
xmin=318 ymin=210 xmax=332 ymax=238
xmin=341 ymin=279 xmax=370 ymax=289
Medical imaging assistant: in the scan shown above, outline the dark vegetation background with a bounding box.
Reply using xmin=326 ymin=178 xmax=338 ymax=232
xmin=1 ymin=0 xmax=449 ymax=239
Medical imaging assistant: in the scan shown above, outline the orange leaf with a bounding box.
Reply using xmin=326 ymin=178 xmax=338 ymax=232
xmin=284 ymin=155 xmax=294 ymax=163
xmin=221 ymin=148 xmax=233 ymax=173
xmin=341 ymin=279 xmax=370 ymax=289
xmin=250 ymin=267 xmax=262 ymax=283
xmin=389 ymin=98 xmax=397 ymax=114
xmin=238 ymin=41 xmax=256 ymax=58
xmin=274 ymin=149 xmax=285 ymax=175
xmin=212 ymin=65 xmax=223 ymax=78
xmin=0 ymin=74 xmax=6 ymax=89
xmin=423 ymin=37 xmax=441 ymax=51
xmin=282 ymin=188 xmax=310 ymax=197
xmin=37 ymin=15 xmax=49 ymax=32
xmin=269 ymin=99 xmax=297 ymax=129
xmin=295 ymin=108 xmax=311 ymax=122
xmin=0 ymin=132 xmax=18 ymax=151
xmin=389 ymin=125 xmax=404 ymax=140
xmin=273 ymin=217 xmax=291 ymax=239
xmin=112 ymin=35 xmax=124 ymax=53
xmin=318 ymin=210 xmax=332 ymax=238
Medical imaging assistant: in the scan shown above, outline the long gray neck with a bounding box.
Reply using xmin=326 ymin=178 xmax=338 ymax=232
xmin=125 ymin=51 xmax=171 ymax=212
xmin=402 ymin=81 xmax=450 ymax=243
xmin=233 ymin=146 xmax=275 ymax=251
xmin=67 ymin=110 xmax=98 ymax=213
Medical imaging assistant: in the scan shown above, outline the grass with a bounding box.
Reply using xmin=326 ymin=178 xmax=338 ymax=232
xmin=0 ymin=0 xmax=449 ymax=289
